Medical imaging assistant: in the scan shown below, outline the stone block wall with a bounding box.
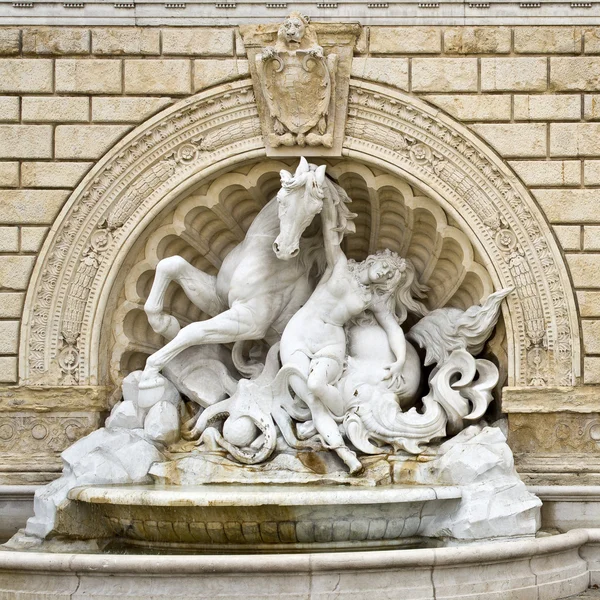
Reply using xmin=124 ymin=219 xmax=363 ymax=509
xmin=2 ymin=24 xmax=600 ymax=483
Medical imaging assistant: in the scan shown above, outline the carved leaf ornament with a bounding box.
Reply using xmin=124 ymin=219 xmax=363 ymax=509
xmin=19 ymin=79 xmax=578 ymax=389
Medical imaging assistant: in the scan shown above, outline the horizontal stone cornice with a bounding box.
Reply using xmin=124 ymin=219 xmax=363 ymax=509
xmin=503 ymin=385 xmax=600 ymax=413
xmin=0 ymin=385 xmax=112 ymax=413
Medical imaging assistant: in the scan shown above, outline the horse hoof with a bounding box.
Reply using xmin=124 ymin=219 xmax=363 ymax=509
xmin=147 ymin=312 xmax=180 ymax=341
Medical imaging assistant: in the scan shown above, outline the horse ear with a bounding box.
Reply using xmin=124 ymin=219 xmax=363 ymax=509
xmin=295 ymin=156 xmax=309 ymax=175
xmin=280 ymin=169 xmax=293 ymax=183
xmin=315 ymin=164 xmax=326 ymax=187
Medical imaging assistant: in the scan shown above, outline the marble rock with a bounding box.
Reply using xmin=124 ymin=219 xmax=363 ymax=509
xmin=6 ymin=372 xmax=183 ymax=543
xmin=404 ymin=423 xmax=542 ymax=541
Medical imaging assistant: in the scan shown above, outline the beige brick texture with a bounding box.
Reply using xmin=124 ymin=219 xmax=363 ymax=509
xmin=469 ymin=124 xmax=547 ymax=157
xmin=481 ymin=58 xmax=547 ymax=92
xmin=553 ymin=225 xmax=582 ymax=251
xmin=0 ymin=357 xmax=17 ymax=383
xmin=162 ymin=28 xmax=234 ymax=56
xmin=514 ymin=95 xmax=581 ymax=121
xmin=514 ymin=27 xmax=582 ymax=54
xmin=124 ymin=60 xmax=191 ymax=95
xmin=370 ymin=27 xmax=441 ymax=54
xmin=351 ymin=57 xmax=409 ymax=90
xmin=583 ymin=320 xmax=600 ymax=354
xmin=584 ymin=226 xmax=600 ymax=250
xmin=584 ymin=95 xmax=600 ymax=120
xmin=509 ymin=160 xmax=580 ymax=186
xmin=0 ymin=125 xmax=52 ymax=159
xmin=0 ymin=97 xmax=20 ymax=122
xmin=0 ymin=30 xmax=20 ymax=56
xmin=0 ymin=162 xmax=19 ymax=188
xmin=444 ymin=27 xmax=511 ymax=54
xmin=91 ymin=28 xmax=160 ymax=55
xmin=0 ymin=292 xmax=24 ymax=318
xmin=22 ymin=96 xmax=89 ymax=123
xmin=567 ymin=254 xmax=600 ymax=287
xmin=425 ymin=95 xmax=511 ymax=121
xmin=193 ymin=59 xmax=249 ymax=92
xmin=21 ymin=161 xmax=92 ymax=188
xmin=0 ymin=321 xmax=19 ymax=354
xmin=584 ymin=160 xmax=600 ymax=185
xmin=551 ymin=123 xmax=600 ymax=156
xmin=584 ymin=357 xmax=600 ymax=383
xmin=21 ymin=227 xmax=47 ymax=252
xmin=584 ymin=28 xmax=600 ymax=53
xmin=412 ymin=58 xmax=477 ymax=92
xmin=534 ymin=189 xmax=600 ymax=222
xmin=0 ymin=59 xmax=52 ymax=93
xmin=0 ymin=226 xmax=19 ymax=252
xmin=551 ymin=58 xmax=600 ymax=91
xmin=578 ymin=291 xmax=600 ymax=317
xmin=56 ymin=59 xmax=122 ymax=94
xmin=91 ymin=97 xmax=172 ymax=123
xmin=0 ymin=189 xmax=69 ymax=224
xmin=0 ymin=255 xmax=35 ymax=290
xmin=55 ymin=125 xmax=131 ymax=159
xmin=22 ymin=28 xmax=90 ymax=55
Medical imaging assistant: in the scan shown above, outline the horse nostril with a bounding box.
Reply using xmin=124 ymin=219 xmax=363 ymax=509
xmin=273 ymin=242 xmax=279 ymax=253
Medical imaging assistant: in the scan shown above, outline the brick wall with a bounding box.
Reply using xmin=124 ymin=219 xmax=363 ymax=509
xmin=0 ymin=25 xmax=599 ymax=384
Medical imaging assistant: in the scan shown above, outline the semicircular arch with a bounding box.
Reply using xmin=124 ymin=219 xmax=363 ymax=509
xmin=19 ymin=78 xmax=579 ymax=389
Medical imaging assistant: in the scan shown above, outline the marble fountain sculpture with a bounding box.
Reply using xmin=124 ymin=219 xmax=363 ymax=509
xmin=5 ymin=157 xmax=541 ymax=555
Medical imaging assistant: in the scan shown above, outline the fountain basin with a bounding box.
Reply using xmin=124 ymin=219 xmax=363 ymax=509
xmin=0 ymin=528 xmax=594 ymax=599
xmin=56 ymin=484 xmax=463 ymax=552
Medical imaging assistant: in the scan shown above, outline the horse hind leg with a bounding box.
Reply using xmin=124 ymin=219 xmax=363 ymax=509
xmin=145 ymin=256 xmax=223 ymax=340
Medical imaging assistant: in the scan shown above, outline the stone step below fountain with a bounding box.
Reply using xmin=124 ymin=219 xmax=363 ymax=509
xmin=56 ymin=484 xmax=463 ymax=553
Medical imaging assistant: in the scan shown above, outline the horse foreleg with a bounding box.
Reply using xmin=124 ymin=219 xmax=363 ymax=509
xmin=145 ymin=256 xmax=224 ymax=340
xmin=142 ymin=302 xmax=269 ymax=384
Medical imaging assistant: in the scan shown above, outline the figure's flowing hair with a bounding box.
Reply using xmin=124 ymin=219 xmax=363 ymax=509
xmin=351 ymin=250 xmax=429 ymax=326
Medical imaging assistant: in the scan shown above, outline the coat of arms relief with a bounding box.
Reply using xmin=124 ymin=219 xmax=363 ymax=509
xmin=241 ymin=14 xmax=359 ymax=157
xmin=257 ymin=13 xmax=337 ymax=148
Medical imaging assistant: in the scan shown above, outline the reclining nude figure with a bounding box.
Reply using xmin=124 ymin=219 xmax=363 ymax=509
xmin=280 ymin=194 xmax=428 ymax=474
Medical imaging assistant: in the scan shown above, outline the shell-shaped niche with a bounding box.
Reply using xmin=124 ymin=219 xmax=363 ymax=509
xmin=108 ymin=159 xmax=496 ymax=384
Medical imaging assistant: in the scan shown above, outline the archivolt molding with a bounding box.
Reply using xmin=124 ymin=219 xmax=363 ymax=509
xmin=19 ymin=77 xmax=579 ymax=389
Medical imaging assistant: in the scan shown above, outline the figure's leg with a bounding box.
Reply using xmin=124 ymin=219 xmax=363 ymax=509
xmin=145 ymin=256 xmax=224 ymax=340
xmin=307 ymin=358 xmax=344 ymax=417
xmin=289 ymin=373 xmax=362 ymax=475
xmin=142 ymin=302 xmax=269 ymax=386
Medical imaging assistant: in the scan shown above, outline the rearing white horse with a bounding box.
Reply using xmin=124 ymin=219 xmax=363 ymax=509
xmin=139 ymin=158 xmax=355 ymax=396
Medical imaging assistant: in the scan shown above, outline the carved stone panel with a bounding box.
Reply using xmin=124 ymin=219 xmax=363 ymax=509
xmin=240 ymin=16 xmax=359 ymax=157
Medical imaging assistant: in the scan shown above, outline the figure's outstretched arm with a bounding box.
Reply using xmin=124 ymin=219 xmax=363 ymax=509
xmin=374 ymin=307 xmax=406 ymax=386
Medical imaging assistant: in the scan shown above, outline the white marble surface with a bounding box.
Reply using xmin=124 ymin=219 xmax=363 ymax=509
xmin=0 ymin=529 xmax=595 ymax=600
xmin=68 ymin=483 xmax=463 ymax=506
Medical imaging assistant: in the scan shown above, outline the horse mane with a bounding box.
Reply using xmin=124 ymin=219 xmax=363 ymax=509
xmin=324 ymin=177 xmax=357 ymax=244
xmin=298 ymin=174 xmax=357 ymax=275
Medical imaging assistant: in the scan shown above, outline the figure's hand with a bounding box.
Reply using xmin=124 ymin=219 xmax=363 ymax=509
xmin=383 ymin=361 xmax=405 ymax=388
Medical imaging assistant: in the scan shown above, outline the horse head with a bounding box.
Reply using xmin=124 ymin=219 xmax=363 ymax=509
xmin=272 ymin=157 xmax=327 ymax=260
